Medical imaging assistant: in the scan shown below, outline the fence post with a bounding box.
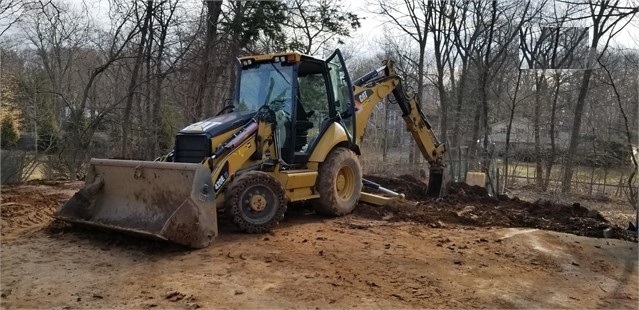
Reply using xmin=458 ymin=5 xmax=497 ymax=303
xmin=588 ymin=167 xmax=595 ymax=196
xmin=496 ymin=167 xmax=500 ymax=195
xmin=616 ymin=175 xmax=624 ymax=197
xmin=458 ymin=146 xmax=461 ymax=181
xmin=602 ymin=168 xmax=608 ymax=195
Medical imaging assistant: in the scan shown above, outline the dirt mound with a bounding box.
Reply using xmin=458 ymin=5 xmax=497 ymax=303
xmin=1 ymin=189 xmax=69 ymax=239
xmin=363 ymin=174 xmax=430 ymax=200
xmin=355 ymin=180 xmax=637 ymax=242
xmin=1 ymin=182 xmax=82 ymax=239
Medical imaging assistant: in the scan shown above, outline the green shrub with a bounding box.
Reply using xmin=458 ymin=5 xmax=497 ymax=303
xmin=1 ymin=115 xmax=19 ymax=149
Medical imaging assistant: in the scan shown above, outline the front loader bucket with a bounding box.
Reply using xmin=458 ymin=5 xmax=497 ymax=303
xmin=55 ymin=159 xmax=217 ymax=248
xmin=425 ymin=167 xmax=449 ymax=198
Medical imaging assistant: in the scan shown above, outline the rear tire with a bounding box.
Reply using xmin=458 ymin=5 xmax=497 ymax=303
xmin=225 ymin=171 xmax=287 ymax=233
xmin=315 ymin=147 xmax=362 ymax=216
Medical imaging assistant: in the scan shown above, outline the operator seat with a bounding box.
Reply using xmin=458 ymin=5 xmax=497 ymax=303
xmin=293 ymin=98 xmax=314 ymax=152
xmin=281 ymin=97 xmax=314 ymax=164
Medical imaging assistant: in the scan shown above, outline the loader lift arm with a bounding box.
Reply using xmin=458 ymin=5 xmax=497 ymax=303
xmin=351 ymin=60 xmax=447 ymax=197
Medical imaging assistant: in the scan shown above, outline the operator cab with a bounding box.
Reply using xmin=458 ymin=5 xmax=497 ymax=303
xmin=234 ymin=50 xmax=356 ymax=166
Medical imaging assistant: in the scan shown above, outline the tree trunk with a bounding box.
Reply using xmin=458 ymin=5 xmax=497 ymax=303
xmin=469 ymin=96 xmax=481 ymax=159
xmin=428 ymin=1 xmax=452 ymax=143
xmin=479 ymin=1 xmax=497 ymax=172
xmin=412 ymin=43 xmax=427 ymax=164
xmin=533 ymin=71 xmax=544 ymax=189
xmin=430 ymin=0 xmax=449 ymax=145
xmin=543 ymin=72 xmax=561 ymax=190
xmin=561 ymin=67 xmax=593 ymax=192
xmin=226 ymin=1 xmax=244 ymax=110
xmin=151 ymin=3 xmax=172 ymax=158
xmin=143 ymin=13 xmax=154 ymax=160
xmin=437 ymin=77 xmax=449 ymax=145
xmin=121 ymin=0 xmax=153 ymax=159
xmin=451 ymin=61 xmax=468 ymax=147
xmin=194 ymin=0 xmax=223 ymax=121
xmin=504 ymin=68 xmax=523 ymax=188
xmin=383 ymin=100 xmax=389 ymax=161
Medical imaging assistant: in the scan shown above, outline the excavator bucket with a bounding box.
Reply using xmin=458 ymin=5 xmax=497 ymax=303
xmin=55 ymin=159 xmax=218 ymax=248
xmin=425 ymin=167 xmax=449 ymax=198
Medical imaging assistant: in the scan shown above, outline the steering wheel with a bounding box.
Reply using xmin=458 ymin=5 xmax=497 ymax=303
xmin=267 ymin=99 xmax=289 ymax=116
xmin=215 ymin=104 xmax=235 ymax=116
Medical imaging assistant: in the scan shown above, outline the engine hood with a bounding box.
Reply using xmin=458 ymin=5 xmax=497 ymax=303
xmin=179 ymin=111 xmax=256 ymax=138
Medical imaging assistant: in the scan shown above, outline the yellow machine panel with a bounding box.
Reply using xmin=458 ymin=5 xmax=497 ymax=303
xmin=308 ymin=123 xmax=349 ymax=162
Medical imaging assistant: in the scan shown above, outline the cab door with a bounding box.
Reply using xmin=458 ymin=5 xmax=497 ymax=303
xmin=325 ymin=49 xmax=356 ymax=148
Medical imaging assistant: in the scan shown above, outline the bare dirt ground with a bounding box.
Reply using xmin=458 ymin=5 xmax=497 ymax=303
xmin=1 ymin=178 xmax=637 ymax=309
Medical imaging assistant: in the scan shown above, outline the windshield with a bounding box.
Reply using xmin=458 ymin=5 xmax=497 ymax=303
xmin=236 ymin=62 xmax=293 ymax=113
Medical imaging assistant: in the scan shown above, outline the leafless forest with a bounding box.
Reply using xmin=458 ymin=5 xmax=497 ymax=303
xmin=1 ymin=0 xmax=637 ymax=204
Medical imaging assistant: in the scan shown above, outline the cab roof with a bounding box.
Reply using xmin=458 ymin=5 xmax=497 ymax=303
xmin=238 ymin=51 xmax=324 ymax=63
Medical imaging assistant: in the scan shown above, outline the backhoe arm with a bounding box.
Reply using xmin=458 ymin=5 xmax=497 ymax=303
xmin=352 ymin=60 xmax=446 ymax=168
xmin=352 ymin=60 xmax=447 ymax=197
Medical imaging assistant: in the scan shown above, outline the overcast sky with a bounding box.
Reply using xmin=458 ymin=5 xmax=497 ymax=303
xmin=1 ymin=0 xmax=637 ymax=57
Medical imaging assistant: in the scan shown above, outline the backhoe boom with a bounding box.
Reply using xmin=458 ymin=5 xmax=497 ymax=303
xmin=353 ymin=60 xmax=447 ymax=196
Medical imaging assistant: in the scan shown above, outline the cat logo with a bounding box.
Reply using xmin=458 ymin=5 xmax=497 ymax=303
xmin=358 ymin=91 xmax=368 ymax=102
xmin=356 ymin=89 xmax=373 ymax=104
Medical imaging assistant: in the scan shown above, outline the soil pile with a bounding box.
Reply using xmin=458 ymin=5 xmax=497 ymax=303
xmin=1 ymin=181 xmax=83 ymax=239
xmin=363 ymin=174 xmax=430 ymax=200
xmin=356 ymin=179 xmax=637 ymax=242
xmin=1 ymin=186 xmax=70 ymax=238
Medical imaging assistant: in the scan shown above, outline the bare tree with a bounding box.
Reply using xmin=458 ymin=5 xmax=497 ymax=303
xmin=0 ymin=0 xmax=37 ymax=39
xmin=468 ymin=0 xmax=542 ymax=174
xmin=377 ymin=0 xmax=431 ymax=164
xmin=21 ymin=0 xmax=140 ymax=179
xmin=542 ymin=25 xmax=587 ymax=190
xmin=147 ymin=0 xmax=181 ymax=158
xmin=520 ymin=25 xmax=550 ymax=188
xmin=560 ymin=0 xmax=638 ymax=193
xmin=597 ymin=50 xmax=638 ymax=226
xmin=193 ymin=0 xmax=223 ymax=121
xmin=499 ymin=55 xmax=532 ymax=188
xmin=448 ymin=0 xmax=482 ymax=147
xmin=121 ymin=0 xmax=153 ymax=159
xmin=427 ymin=0 xmax=455 ymax=144
xmin=284 ymin=0 xmax=361 ymax=55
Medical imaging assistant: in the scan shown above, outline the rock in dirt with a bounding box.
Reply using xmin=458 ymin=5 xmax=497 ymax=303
xmin=165 ymin=291 xmax=185 ymax=302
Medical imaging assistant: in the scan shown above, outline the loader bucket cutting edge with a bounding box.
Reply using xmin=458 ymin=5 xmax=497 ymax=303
xmin=55 ymin=159 xmax=218 ymax=248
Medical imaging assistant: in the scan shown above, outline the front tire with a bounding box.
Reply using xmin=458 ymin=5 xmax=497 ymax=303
xmin=225 ymin=171 xmax=287 ymax=233
xmin=315 ymin=147 xmax=362 ymax=216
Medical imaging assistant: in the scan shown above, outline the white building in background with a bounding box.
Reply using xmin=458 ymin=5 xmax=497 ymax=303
xmin=488 ymin=117 xmax=570 ymax=155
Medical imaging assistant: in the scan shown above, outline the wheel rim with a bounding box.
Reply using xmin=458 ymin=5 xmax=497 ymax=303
xmin=240 ymin=185 xmax=277 ymax=225
xmin=249 ymin=194 xmax=267 ymax=211
xmin=336 ymin=165 xmax=355 ymax=200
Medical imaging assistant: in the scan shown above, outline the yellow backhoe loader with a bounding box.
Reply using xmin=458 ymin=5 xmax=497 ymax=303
xmin=55 ymin=49 xmax=447 ymax=248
